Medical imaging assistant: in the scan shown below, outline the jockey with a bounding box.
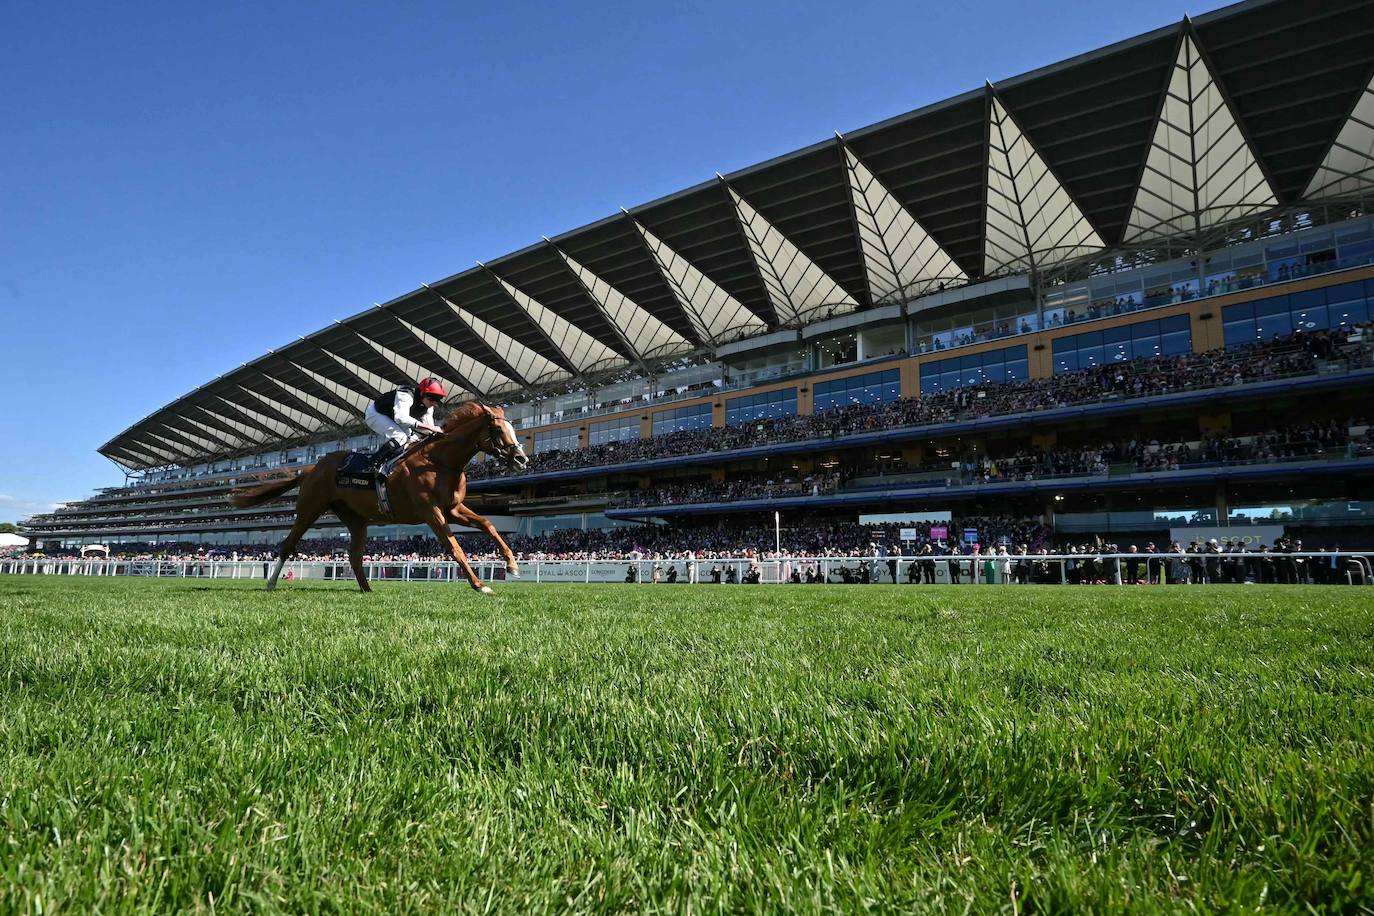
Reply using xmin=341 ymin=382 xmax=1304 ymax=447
xmin=364 ymin=377 xmax=446 ymax=467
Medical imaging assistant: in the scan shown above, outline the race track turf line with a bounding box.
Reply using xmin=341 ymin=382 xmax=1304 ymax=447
xmin=1 ymin=577 xmax=1371 ymax=913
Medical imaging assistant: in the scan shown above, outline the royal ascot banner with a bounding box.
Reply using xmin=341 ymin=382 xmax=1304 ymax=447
xmin=1167 ymin=525 xmax=1286 ymax=548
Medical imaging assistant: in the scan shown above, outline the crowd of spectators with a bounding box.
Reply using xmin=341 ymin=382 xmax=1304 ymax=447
xmin=25 ymin=516 xmax=1050 ymax=564
xmin=465 ymin=328 xmax=1373 ymax=482
xmin=605 ymin=418 xmax=1369 ymax=508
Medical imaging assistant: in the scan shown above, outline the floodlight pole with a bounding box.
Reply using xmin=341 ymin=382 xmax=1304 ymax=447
xmin=775 ymin=510 xmax=781 ymax=555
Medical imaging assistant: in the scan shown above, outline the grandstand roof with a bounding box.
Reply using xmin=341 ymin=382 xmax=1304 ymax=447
xmin=102 ymin=0 xmax=1374 ymax=470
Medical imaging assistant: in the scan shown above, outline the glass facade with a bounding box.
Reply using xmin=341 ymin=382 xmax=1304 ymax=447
xmin=588 ymin=415 xmax=640 ymax=446
xmin=813 ymin=369 xmax=901 ymax=412
xmin=920 ymin=346 xmax=1028 ymax=395
xmin=1051 ymin=317 xmax=1190 ymax=374
xmin=726 ymin=388 xmax=797 ymax=425
xmin=534 ymin=426 xmax=580 ymax=454
xmin=652 ymin=403 xmax=713 ymax=436
xmin=1222 ymin=280 xmax=1373 ymax=347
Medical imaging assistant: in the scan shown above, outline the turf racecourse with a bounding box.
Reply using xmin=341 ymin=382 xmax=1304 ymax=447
xmin=1 ymin=579 xmax=1370 ymax=914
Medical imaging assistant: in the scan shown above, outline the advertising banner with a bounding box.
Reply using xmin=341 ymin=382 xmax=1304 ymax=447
xmin=1167 ymin=525 xmax=1285 ymax=548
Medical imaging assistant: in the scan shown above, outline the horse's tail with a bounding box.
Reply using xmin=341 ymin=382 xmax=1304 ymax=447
xmin=229 ymin=467 xmax=313 ymax=509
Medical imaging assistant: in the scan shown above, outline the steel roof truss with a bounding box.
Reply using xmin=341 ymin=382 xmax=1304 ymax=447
xmin=628 ymin=216 xmax=768 ymax=346
xmin=723 ymin=182 xmax=858 ymax=325
xmin=549 ymin=243 xmax=695 ymax=365
xmin=487 ymin=269 xmax=627 ymax=376
xmin=265 ymin=374 xmax=357 ymax=426
xmin=1305 ymin=71 xmax=1374 ymax=200
xmin=350 ymin=329 xmax=469 ymax=401
xmin=290 ymin=361 xmax=375 ymax=413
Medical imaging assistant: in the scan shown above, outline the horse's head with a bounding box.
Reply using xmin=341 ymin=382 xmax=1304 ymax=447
xmin=473 ymin=404 xmax=529 ymax=470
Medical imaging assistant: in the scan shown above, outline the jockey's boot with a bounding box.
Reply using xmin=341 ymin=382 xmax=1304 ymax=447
xmin=372 ymin=439 xmax=403 ymax=475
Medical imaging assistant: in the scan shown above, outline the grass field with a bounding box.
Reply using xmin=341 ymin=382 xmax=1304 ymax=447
xmin=1 ymin=578 xmax=1371 ymax=914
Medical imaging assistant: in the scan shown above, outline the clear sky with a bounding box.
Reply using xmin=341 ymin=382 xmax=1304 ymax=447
xmin=0 ymin=0 xmax=1227 ymax=523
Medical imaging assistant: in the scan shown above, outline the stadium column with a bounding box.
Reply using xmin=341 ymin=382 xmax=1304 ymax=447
xmin=1032 ymin=430 xmax=1057 ymax=450
xmin=639 ymin=413 xmax=652 ymax=440
xmin=797 ymin=384 xmax=813 ymax=415
xmin=711 ymin=468 xmax=725 ymax=483
xmin=898 ymin=361 xmax=920 ymax=400
xmin=1190 ymin=307 xmax=1223 ymax=352
xmin=712 ymin=399 xmax=726 ymax=427
xmin=1215 ymin=482 xmax=1230 ymax=524
xmin=1029 ymin=337 xmax=1053 ymax=379
xmin=901 ymin=446 xmax=923 ymax=467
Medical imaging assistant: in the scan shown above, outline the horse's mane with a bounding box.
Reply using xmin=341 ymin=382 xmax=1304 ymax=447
xmin=440 ymin=400 xmax=502 ymax=431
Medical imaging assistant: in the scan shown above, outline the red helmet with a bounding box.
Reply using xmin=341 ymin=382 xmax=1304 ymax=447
xmin=416 ymin=377 xmax=446 ymax=399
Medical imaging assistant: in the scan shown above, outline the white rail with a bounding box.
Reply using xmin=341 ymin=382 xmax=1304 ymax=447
xmin=1 ymin=552 xmax=1369 ymax=585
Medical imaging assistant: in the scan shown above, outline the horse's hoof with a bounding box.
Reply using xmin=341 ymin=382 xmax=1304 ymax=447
xmin=507 ymin=566 xmax=521 ymax=578
xmin=479 ymin=585 xmax=494 ymax=594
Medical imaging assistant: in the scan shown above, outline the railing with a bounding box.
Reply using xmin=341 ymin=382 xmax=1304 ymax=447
xmin=3 ymin=553 xmax=1369 ymax=586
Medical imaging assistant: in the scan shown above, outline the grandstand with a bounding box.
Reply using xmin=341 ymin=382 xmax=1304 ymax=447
xmin=19 ymin=0 xmax=1374 ymax=558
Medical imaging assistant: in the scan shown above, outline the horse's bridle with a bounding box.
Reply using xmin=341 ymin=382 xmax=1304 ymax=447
xmin=478 ymin=414 xmax=529 ymax=469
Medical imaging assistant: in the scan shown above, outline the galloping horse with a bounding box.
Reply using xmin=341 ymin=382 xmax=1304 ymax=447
xmin=229 ymin=401 xmax=528 ymax=593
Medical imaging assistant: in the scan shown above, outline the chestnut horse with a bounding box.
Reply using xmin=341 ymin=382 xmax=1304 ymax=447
xmin=229 ymin=401 xmax=528 ymax=593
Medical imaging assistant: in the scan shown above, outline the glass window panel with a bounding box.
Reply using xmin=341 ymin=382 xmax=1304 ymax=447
xmin=1006 ymin=359 xmax=1029 ymax=381
xmin=1102 ymin=325 xmax=1132 ymax=345
xmin=1078 ymin=345 xmax=1104 ymax=368
xmin=1331 ymin=299 xmax=1368 ymax=328
xmin=1223 ymin=321 xmax=1256 ymax=348
xmin=1290 ymin=302 xmax=1328 ymax=330
xmin=1323 ymin=282 xmax=1363 ymax=307
xmin=1054 ymin=351 xmax=1079 ymax=374
xmin=1254 ymin=313 xmax=1292 ymax=340
xmin=1289 ymin=289 xmax=1325 ymax=310
xmin=1222 ymin=302 xmax=1254 ymax=323
xmin=1159 ymin=313 xmax=1192 ymax=334
xmin=1253 ymin=295 xmax=1289 ymax=317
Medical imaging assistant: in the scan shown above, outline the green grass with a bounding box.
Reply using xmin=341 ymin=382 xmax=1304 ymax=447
xmin=1 ymin=578 xmax=1371 ymax=914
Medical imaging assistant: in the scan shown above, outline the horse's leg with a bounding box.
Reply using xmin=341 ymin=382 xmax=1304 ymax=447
xmin=448 ymin=504 xmax=519 ymax=577
xmin=266 ymin=477 xmax=329 ymax=591
xmin=332 ymin=502 xmax=371 ymax=593
xmin=425 ymin=510 xmax=488 ymax=593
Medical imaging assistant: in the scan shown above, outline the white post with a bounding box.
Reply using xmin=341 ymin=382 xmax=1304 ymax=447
xmin=774 ymin=511 xmax=781 ymax=556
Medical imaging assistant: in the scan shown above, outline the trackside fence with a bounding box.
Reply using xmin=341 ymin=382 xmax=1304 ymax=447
xmin=2 ymin=553 xmax=1370 ymax=586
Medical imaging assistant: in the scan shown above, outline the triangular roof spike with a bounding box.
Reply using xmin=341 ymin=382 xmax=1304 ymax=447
xmin=841 ymin=142 xmax=968 ymax=304
xmin=196 ymin=405 xmax=271 ymax=444
xmin=552 ymin=245 xmax=695 ymax=362
xmin=128 ymin=436 xmax=188 ymax=465
xmin=983 ymin=90 xmax=1106 ymax=276
xmin=388 ymin=312 xmax=510 ymax=396
xmin=723 ymin=183 xmax=858 ymax=324
xmin=630 ymin=217 xmax=769 ymax=346
xmin=1304 ymin=70 xmax=1374 ymax=200
xmin=350 ymin=329 xmax=468 ymax=399
xmin=421 ymin=284 xmax=568 ymax=387
xmin=110 ymin=446 xmax=162 ymax=469
xmin=1124 ymin=30 xmax=1278 ymax=242
xmin=236 ymin=385 xmax=325 ymax=435
xmin=490 ymin=272 xmax=627 ymax=376
xmin=290 ymin=361 xmax=375 ymax=413
xmin=265 ymin=374 xmax=357 ymax=426
xmin=318 ymin=347 xmax=392 ymax=398
xmin=215 ymin=395 xmax=298 ymax=440
xmin=146 ymin=431 xmax=205 ymax=462
xmin=156 ymin=422 xmax=222 ymax=455
xmin=172 ymin=415 xmax=246 ymax=451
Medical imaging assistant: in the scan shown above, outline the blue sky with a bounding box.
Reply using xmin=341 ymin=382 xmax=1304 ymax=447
xmin=0 ymin=0 xmax=1221 ymax=522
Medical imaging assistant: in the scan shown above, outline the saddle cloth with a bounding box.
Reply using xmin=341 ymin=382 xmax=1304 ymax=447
xmin=335 ymin=451 xmax=377 ymax=490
